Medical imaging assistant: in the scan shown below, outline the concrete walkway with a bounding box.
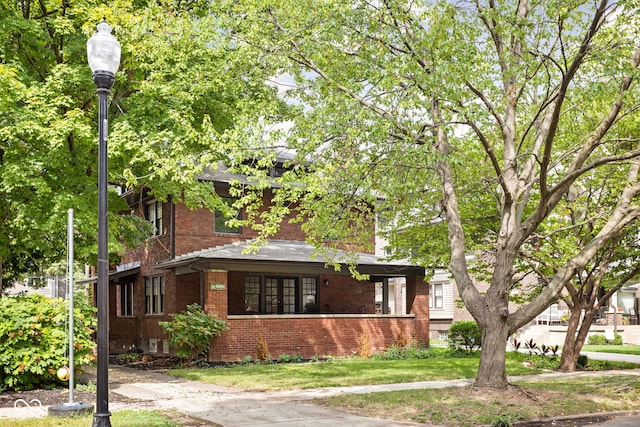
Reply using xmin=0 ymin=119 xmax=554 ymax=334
xmin=102 ymin=366 xmax=640 ymax=427
xmin=1 ymin=354 xmax=640 ymax=426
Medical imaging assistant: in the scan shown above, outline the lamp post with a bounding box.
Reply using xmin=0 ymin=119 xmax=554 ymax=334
xmin=87 ymin=20 xmax=120 ymax=427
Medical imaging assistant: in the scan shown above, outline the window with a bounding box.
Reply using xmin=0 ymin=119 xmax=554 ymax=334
xmin=244 ymin=275 xmax=260 ymax=313
xmin=116 ymin=282 xmax=134 ymax=317
xmin=302 ymin=278 xmax=318 ymax=312
xmin=243 ymin=275 xmax=318 ymax=314
xmin=145 ymin=276 xmax=165 ymax=314
xmin=214 ymin=197 xmax=241 ymax=234
xmin=146 ymin=200 xmax=163 ymax=236
xmin=430 ymin=283 xmax=444 ymax=309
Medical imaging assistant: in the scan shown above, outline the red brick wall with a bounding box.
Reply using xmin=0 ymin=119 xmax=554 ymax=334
xmin=174 ymin=272 xmax=201 ymax=312
xmin=173 ymin=191 xmax=311 ymax=256
xmin=203 ymin=270 xmax=228 ymax=320
xmin=318 ymin=275 xmax=376 ymax=314
xmin=209 ymin=315 xmax=417 ymax=361
xmin=406 ymin=276 xmax=429 ymax=345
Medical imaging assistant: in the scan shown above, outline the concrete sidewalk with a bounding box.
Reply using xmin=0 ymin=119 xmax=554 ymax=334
xmin=108 ymin=370 xmax=425 ymax=426
xmin=1 ymin=362 xmax=640 ymax=426
xmin=100 ymin=366 xmax=640 ymax=427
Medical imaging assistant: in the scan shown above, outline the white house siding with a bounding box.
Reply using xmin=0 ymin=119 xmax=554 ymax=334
xmin=428 ymin=270 xmax=455 ymax=342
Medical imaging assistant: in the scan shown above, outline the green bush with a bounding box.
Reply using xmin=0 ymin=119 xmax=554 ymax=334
xmin=588 ymin=333 xmax=623 ymax=345
xmin=577 ymin=354 xmax=589 ymax=369
xmin=277 ymin=353 xmax=303 ymax=363
xmin=372 ymin=341 xmax=439 ymax=360
xmin=0 ymin=293 xmax=96 ymax=391
xmin=448 ymin=321 xmax=482 ymax=353
xmin=588 ymin=334 xmax=607 ymax=345
xmin=159 ymin=303 xmax=227 ymax=362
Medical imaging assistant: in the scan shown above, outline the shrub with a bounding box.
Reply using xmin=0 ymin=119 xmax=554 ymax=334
xmin=448 ymin=321 xmax=482 ymax=353
xmin=611 ymin=333 xmax=623 ymax=345
xmin=116 ymin=352 xmax=140 ymax=363
xmin=0 ymin=293 xmax=97 ymax=391
xmin=239 ymin=355 xmax=254 ymax=365
xmin=277 ymin=353 xmax=303 ymax=363
xmin=256 ymin=335 xmax=271 ymax=361
xmin=587 ymin=333 xmax=623 ymax=345
xmin=588 ymin=334 xmax=607 ymax=345
xmin=394 ymin=333 xmax=408 ymax=348
xmin=159 ymin=304 xmax=227 ymax=363
xmin=358 ymin=333 xmax=372 ymax=358
xmin=577 ymin=354 xmax=589 ymax=369
xmin=372 ymin=341 xmax=438 ymax=360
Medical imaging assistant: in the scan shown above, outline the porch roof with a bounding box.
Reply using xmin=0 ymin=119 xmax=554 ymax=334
xmin=156 ymin=240 xmax=425 ymax=277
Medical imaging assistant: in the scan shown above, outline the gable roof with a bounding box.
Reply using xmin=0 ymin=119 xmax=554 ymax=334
xmin=156 ymin=239 xmax=424 ymax=277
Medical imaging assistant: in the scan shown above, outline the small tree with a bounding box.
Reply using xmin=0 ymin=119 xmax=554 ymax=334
xmin=448 ymin=321 xmax=482 ymax=354
xmin=159 ymin=304 xmax=227 ymax=363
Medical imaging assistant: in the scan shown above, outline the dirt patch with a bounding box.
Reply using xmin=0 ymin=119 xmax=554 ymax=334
xmin=0 ymin=387 xmax=130 ymax=408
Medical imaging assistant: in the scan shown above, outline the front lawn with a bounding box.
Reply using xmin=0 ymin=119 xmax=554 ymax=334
xmin=318 ymin=375 xmax=640 ymax=427
xmin=0 ymin=410 xmax=190 ymax=427
xmin=168 ymin=350 xmax=638 ymax=391
xmin=582 ymin=344 xmax=640 ymax=355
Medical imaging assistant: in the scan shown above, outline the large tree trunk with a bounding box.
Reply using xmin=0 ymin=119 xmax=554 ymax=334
xmin=559 ymin=307 xmax=599 ymax=371
xmin=475 ymin=316 xmax=510 ymax=388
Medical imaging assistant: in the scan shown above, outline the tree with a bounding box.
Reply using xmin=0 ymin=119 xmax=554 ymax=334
xmin=558 ymin=230 xmax=640 ymax=371
xmin=515 ymin=160 xmax=640 ymax=371
xmin=0 ymin=1 xmax=282 ymax=291
xmin=212 ymin=0 xmax=640 ymax=389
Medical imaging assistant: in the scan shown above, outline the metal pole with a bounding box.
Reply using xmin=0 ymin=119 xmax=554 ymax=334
xmin=93 ymin=83 xmax=111 ymax=427
xmin=68 ymin=208 xmax=75 ymax=404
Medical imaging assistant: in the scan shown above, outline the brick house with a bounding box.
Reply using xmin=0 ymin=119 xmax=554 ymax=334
xmin=102 ymin=164 xmax=427 ymax=361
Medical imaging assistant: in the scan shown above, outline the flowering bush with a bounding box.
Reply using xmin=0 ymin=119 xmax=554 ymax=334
xmin=0 ymin=293 xmax=96 ymax=391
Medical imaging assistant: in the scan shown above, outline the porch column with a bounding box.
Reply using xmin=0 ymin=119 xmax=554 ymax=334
xmin=203 ymin=270 xmax=229 ymax=320
xmin=406 ymin=276 xmax=429 ymax=345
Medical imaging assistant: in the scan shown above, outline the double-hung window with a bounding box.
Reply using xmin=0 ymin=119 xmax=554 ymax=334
xmin=214 ymin=197 xmax=241 ymax=234
xmin=146 ymin=200 xmax=163 ymax=236
xmin=145 ymin=276 xmax=164 ymax=314
xmin=430 ymin=283 xmax=444 ymax=309
xmin=116 ymin=282 xmax=134 ymax=317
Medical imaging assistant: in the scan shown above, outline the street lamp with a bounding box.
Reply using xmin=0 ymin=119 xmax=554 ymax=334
xmin=87 ymin=19 xmax=120 ymax=427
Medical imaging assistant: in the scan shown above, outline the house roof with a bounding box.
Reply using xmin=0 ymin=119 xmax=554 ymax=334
xmin=156 ymin=239 xmax=425 ymax=277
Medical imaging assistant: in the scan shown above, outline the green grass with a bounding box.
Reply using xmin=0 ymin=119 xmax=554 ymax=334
xmin=319 ymin=375 xmax=640 ymax=427
xmin=582 ymin=344 xmax=640 ymax=355
xmin=168 ymin=348 xmax=640 ymax=391
xmin=168 ymin=352 xmax=567 ymax=391
xmin=0 ymin=410 xmax=182 ymax=427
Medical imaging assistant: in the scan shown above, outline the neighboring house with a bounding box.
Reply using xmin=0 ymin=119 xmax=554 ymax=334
xmin=6 ymin=276 xmax=67 ymax=299
xmin=607 ymin=284 xmax=640 ymax=326
xmin=375 ymin=221 xmax=458 ymax=342
xmin=100 ymin=163 xmax=427 ymax=361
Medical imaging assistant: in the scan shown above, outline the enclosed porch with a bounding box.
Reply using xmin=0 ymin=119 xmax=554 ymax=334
xmin=159 ymin=240 xmax=427 ymax=361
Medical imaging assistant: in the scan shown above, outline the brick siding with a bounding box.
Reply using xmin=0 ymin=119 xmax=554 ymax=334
xmin=210 ymin=315 xmax=417 ymax=361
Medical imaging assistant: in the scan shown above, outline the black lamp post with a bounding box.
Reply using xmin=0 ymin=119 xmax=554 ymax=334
xmin=87 ymin=20 xmax=120 ymax=427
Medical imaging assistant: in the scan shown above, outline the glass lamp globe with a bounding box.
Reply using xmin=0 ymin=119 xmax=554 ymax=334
xmin=87 ymin=20 xmax=121 ymax=75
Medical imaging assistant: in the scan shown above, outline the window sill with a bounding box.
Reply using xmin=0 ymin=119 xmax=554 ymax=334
xmin=228 ymin=313 xmax=415 ymax=319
